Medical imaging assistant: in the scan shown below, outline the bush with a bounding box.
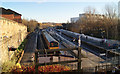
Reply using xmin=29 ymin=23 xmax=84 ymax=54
xmin=11 ymin=64 xmax=71 ymax=73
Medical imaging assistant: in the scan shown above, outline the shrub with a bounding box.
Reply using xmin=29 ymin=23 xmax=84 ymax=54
xmin=11 ymin=64 xmax=71 ymax=73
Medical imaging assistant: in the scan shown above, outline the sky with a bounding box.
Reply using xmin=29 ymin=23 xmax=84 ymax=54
xmin=0 ymin=0 xmax=119 ymax=23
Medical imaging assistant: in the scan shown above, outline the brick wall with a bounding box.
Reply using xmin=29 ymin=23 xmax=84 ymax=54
xmin=0 ymin=16 xmax=27 ymax=66
xmin=14 ymin=15 xmax=22 ymax=23
xmin=0 ymin=14 xmax=22 ymax=23
xmin=1 ymin=14 xmax=14 ymax=20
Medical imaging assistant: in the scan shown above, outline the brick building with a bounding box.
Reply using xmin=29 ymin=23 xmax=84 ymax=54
xmin=0 ymin=7 xmax=22 ymax=23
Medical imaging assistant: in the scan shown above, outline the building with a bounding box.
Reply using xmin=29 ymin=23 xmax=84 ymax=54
xmin=0 ymin=7 xmax=22 ymax=23
xmin=71 ymin=13 xmax=104 ymax=23
xmin=79 ymin=13 xmax=104 ymax=22
xmin=71 ymin=17 xmax=79 ymax=23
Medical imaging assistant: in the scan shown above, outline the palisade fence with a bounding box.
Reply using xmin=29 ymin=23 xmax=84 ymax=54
xmin=34 ymin=47 xmax=82 ymax=72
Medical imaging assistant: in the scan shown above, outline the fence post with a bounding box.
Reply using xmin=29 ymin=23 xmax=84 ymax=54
xmin=78 ymin=35 xmax=81 ymax=72
xmin=78 ymin=47 xmax=81 ymax=72
xmin=118 ymin=55 xmax=119 ymax=66
xmin=35 ymin=51 xmax=38 ymax=73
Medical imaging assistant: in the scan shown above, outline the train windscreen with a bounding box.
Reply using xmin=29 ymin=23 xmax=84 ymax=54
xmin=50 ymin=41 xmax=58 ymax=47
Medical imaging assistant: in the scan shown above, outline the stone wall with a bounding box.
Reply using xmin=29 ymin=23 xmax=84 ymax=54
xmin=0 ymin=16 xmax=27 ymax=66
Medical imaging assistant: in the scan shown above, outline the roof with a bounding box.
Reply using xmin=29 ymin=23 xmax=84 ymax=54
xmin=0 ymin=7 xmax=21 ymax=15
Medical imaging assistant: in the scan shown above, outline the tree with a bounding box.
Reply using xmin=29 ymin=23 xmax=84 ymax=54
xmin=66 ymin=5 xmax=118 ymax=39
xmin=76 ymin=6 xmax=99 ymax=35
xmin=118 ymin=1 xmax=120 ymax=40
xmin=84 ymin=6 xmax=96 ymax=14
xmin=22 ymin=19 xmax=39 ymax=32
xmin=104 ymin=4 xmax=118 ymax=39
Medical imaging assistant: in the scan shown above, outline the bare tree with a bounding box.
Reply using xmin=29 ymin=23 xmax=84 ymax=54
xmin=68 ymin=5 xmax=118 ymax=39
xmin=77 ymin=6 xmax=98 ymax=35
xmin=84 ymin=6 xmax=96 ymax=14
xmin=22 ymin=19 xmax=39 ymax=32
xmin=104 ymin=4 xmax=118 ymax=39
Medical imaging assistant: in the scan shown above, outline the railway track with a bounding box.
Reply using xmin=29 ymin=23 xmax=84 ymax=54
xmin=48 ymin=31 xmax=80 ymax=58
xmin=38 ymin=30 xmax=61 ymax=56
xmin=37 ymin=31 xmax=47 ymax=56
xmin=55 ymin=30 xmax=119 ymax=61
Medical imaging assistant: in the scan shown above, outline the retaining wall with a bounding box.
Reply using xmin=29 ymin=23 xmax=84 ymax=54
xmin=0 ymin=16 xmax=27 ymax=66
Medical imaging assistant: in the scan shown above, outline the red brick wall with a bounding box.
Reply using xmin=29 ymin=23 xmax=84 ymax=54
xmin=0 ymin=14 xmax=14 ymax=20
xmin=14 ymin=15 xmax=22 ymax=23
xmin=14 ymin=15 xmax=21 ymax=19
xmin=0 ymin=14 xmax=22 ymax=23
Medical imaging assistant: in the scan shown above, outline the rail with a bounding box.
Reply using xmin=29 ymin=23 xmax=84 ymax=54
xmin=34 ymin=47 xmax=82 ymax=72
xmin=59 ymin=29 xmax=120 ymax=57
xmin=82 ymin=40 xmax=120 ymax=56
xmin=59 ymin=29 xmax=120 ymax=56
xmin=48 ymin=32 xmax=80 ymax=58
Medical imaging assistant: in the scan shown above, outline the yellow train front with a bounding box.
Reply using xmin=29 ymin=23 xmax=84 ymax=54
xmin=42 ymin=30 xmax=59 ymax=50
xmin=49 ymin=41 xmax=59 ymax=49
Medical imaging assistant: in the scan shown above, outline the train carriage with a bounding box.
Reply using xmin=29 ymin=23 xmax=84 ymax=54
xmin=42 ymin=31 xmax=59 ymax=49
xmin=57 ymin=29 xmax=79 ymax=42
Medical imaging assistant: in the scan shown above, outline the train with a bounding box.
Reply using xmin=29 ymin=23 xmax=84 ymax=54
xmin=56 ymin=29 xmax=79 ymax=42
xmin=56 ymin=29 xmax=120 ymax=49
xmin=56 ymin=29 xmax=102 ymax=42
xmin=42 ymin=30 xmax=59 ymax=49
